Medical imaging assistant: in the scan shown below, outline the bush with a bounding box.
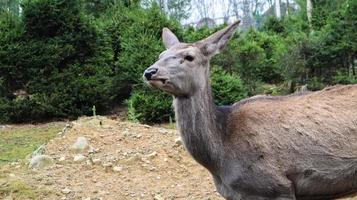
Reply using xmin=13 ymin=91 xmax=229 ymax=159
xmin=332 ymin=71 xmax=357 ymax=85
xmin=103 ymin=4 xmax=181 ymax=102
xmin=0 ymin=0 xmax=115 ymax=122
xmin=126 ymin=86 xmax=173 ymax=124
xmin=210 ymin=66 xmax=248 ymax=105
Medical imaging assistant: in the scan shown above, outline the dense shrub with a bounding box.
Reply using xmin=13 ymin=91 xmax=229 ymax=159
xmin=126 ymin=86 xmax=173 ymax=123
xmin=210 ymin=66 xmax=248 ymax=105
xmin=0 ymin=0 xmax=115 ymax=122
xmin=0 ymin=0 xmax=355 ymax=123
xmin=103 ymin=4 xmax=181 ymax=102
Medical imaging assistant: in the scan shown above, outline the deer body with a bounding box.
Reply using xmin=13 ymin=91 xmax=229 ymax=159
xmin=143 ymin=21 xmax=357 ymax=200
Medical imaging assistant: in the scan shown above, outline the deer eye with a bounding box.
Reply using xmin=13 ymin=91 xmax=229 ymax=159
xmin=184 ymin=55 xmax=194 ymax=62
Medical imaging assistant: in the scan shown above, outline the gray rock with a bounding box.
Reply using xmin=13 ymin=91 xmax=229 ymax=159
xmin=61 ymin=188 xmax=71 ymax=194
xmin=113 ymin=165 xmax=123 ymax=172
xmin=27 ymin=144 xmax=46 ymax=160
xmin=92 ymin=158 xmax=101 ymax=165
xmin=29 ymin=155 xmax=53 ymax=169
xmin=147 ymin=151 xmax=158 ymax=159
xmin=154 ymin=194 xmax=164 ymax=200
xmin=174 ymin=137 xmax=182 ymax=146
xmin=73 ymin=154 xmax=86 ymax=162
xmin=71 ymin=137 xmax=92 ymax=152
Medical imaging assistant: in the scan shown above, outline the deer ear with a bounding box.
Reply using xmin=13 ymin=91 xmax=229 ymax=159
xmin=197 ymin=20 xmax=241 ymax=57
xmin=162 ymin=28 xmax=180 ymax=49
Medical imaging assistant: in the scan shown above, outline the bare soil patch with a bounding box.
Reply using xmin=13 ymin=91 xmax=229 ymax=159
xmin=0 ymin=117 xmax=223 ymax=200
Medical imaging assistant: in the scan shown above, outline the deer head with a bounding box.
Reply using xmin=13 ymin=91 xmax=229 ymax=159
xmin=143 ymin=21 xmax=241 ymax=97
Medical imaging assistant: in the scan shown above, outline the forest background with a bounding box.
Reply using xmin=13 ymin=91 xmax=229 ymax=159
xmin=0 ymin=0 xmax=356 ymax=123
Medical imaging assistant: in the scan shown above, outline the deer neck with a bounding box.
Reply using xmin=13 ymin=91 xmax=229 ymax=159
xmin=173 ymin=77 xmax=224 ymax=171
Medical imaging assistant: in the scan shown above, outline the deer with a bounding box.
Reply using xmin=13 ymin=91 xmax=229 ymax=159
xmin=143 ymin=20 xmax=357 ymax=200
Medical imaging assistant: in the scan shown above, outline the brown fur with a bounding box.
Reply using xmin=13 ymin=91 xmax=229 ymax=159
xmin=226 ymin=85 xmax=357 ymax=199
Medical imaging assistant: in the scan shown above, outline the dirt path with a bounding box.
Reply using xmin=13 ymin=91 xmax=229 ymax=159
xmin=1 ymin=117 xmax=223 ymax=200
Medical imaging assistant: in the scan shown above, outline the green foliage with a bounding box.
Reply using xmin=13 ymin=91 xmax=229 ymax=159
xmin=103 ymin=4 xmax=181 ymax=102
xmin=213 ymin=29 xmax=285 ymax=95
xmin=307 ymin=76 xmax=325 ymax=91
xmin=0 ymin=0 xmax=114 ymax=122
xmin=210 ymin=66 xmax=248 ymax=105
xmin=126 ymin=86 xmax=173 ymax=123
xmin=0 ymin=0 xmax=356 ymax=123
xmin=332 ymin=71 xmax=357 ymax=85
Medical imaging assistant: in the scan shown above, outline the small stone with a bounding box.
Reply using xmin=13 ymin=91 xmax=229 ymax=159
xmin=59 ymin=156 xmax=65 ymax=162
xmin=154 ymin=194 xmax=164 ymax=200
xmin=102 ymin=162 xmax=113 ymax=172
xmin=71 ymin=137 xmax=92 ymax=153
xmin=9 ymin=173 xmax=15 ymax=177
xmin=61 ymin=188 xmax=71 ymax=194
xmin=147 ymin=151 xmax=157 ymax=159
xmin=73 ymin=154 xmax=86 ymax=162
xmin=86 ymin=160 xmax=92 ymax=165
xmin=92 ymin=158 xmax=101 ymax=165
xmin=113 ymin=165 xmax=123 ymax=172
xmin=125 ymin=154 xmax=141 ymax=164
xmin=158 ymin=129 xmax=168 ymax=134
xmin=29 ymin=155 xmax=53 ymax=169
xmin=174 ymin=137 xmax=182 ymax=146
xmin=82 ymin=197 xmax=91 ymax=200
xmin=44 ymin=181 xmax=53 ymax=186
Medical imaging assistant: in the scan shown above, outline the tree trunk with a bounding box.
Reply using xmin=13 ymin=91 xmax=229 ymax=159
xmin=307 ymin=0 xmax=313 ymax=28
xmin=286 ymin=0 xmax=289 ymax=16
xmin=275 ymin=0 xmax=281 ymax=19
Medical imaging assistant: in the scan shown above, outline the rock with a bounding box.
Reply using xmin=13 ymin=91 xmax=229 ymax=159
xmin=29 ymin=155 xmax=53 ymax=169
xmin=92 ymin=158 xmax=101 ymax=165
xmin=59 ymin=156 xmax=66 ymax=162
xmin=61 ymin=188 xmax=71 ymax=194
xmin=113 ymin=165 xmax=123 ymax=172
xmin=174 ymin=137 xmax=183 ymax=146
xmin=9 ymin=173 xmax=15 ymax=177
xmin=27 ymin=144 xmax=46 ymax=160
xmin=142 ymin=124 xmax=151 ymax=128
xmin=125 ymin=154 xmax=141 ymax=165
xmin=147 ymin=151 xmax=157 ymax=159
xmin=102 ymin=162 xmax=113 ymax=172
xmin=154 ymin=194 xmax=164 ymax=200
xmin=73 ymin=154 xmax=86 ymax=162
xmin=158 ymin=129 xmax=168 ymax=134
xmin=71 ymin=137 xmax=92 ymax=153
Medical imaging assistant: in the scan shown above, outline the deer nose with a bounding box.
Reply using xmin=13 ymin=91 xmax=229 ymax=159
xmin=144 ymin=68 xmax=158 ymax=80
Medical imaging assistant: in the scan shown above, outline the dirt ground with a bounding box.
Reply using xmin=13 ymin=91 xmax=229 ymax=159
xmin=0 ymin=117 xmax=223 ymax=200
xmin=1 ymin=116 xmax=356 ymax=200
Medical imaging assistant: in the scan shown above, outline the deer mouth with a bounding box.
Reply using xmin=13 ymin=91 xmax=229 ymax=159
xmin=149 ymin=78 xmax=168 ymax=85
